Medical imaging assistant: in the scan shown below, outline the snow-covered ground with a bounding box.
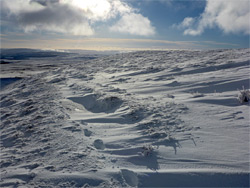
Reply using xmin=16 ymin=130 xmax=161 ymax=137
xmin=0 ymin=48 xmax=249 ymax=187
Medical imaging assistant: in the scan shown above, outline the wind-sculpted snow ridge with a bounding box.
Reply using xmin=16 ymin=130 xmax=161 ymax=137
xmin=0 ymin=49 xmax=249 ymax=187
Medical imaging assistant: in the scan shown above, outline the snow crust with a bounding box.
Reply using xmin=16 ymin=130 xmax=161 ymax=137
xmin=0 ymin=49 xmax=249 ymax=187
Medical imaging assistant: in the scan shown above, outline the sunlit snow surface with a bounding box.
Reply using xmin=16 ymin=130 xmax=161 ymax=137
xmin=0 ymin=49 xmax=249 ymax=187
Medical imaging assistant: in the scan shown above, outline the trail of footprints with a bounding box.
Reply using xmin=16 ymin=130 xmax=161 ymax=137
xmin=61 ymin=72 xmax=192 ymax=166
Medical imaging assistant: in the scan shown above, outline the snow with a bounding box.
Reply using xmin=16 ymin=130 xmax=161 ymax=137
xmin=0 ymin=78 xmax=22 ymax=90
xmin=0 ymin=48 xmax=249 ymax=187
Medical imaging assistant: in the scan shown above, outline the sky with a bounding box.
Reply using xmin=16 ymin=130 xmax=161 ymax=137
xmin=0 ymin=0 xmax=249 ymax=51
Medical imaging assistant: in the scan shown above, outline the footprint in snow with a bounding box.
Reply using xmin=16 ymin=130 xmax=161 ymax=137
xmin=84 ymin=129 xmax=92 ymax=137
xmin=121 ymin=169 xmax=138 ymax=187
xmin=93 ymin=139 xmax=105 ymax=150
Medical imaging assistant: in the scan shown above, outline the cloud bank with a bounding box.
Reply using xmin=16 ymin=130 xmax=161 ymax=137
xmin=1 ymin=0 xmax=155 ymax=36
xmin=177 ymin=0 xmax=250 ymax=36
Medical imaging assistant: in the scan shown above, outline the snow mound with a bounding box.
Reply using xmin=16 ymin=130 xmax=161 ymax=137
xmin=68 ymin=94 xmax=123 ymax=113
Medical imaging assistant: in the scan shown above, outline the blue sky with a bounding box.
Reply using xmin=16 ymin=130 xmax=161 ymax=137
xmin=1 ymin=0 xmax=249 ymax=50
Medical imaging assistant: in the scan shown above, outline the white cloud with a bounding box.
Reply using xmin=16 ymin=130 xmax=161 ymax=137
xmin=2 ymin=0 xmax=94 ymax=35
xmin=61 ymin=0 xmax=115 ymax=21
xmin=175 ymin=17 xmax=196 ymax=29
xmin=1 ymin=0 xmax=155 ymax=36
xmin=110 ymin=13 xmax=155 ymax=36
xmin=177 ymin=0 xmax=250 ymax=36
xmin=22 ymin=3 xmax=94 ymax=35
xmin=2 ymin=0 xmax=43 ymax=14
xmin=112 ymin=0 xmax=132 ymax=15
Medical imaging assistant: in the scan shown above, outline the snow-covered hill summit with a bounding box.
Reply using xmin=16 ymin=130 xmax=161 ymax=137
xmin=1 ymin=49 xmax=249 ymax=187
